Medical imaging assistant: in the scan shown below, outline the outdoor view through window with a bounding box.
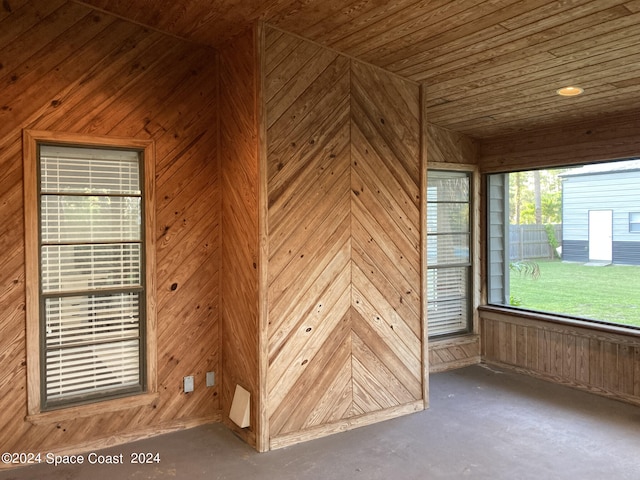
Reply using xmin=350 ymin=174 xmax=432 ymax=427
xmin=487 ymin=158 xmax=640 ymax=329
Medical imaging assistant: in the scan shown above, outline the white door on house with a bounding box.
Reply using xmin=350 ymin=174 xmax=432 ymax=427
xmin=588 ymin=210 xmax=613 ymax=262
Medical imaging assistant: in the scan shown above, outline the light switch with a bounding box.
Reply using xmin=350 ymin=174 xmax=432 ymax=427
xmin=184 ymin=375 xmax=194 ymax=393
xmin=206 ymin=371 xmax=215 ymax=387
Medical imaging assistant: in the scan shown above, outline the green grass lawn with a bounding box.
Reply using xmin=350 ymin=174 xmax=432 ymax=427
xmin=509 ymin=260 xmax=640 ymax=328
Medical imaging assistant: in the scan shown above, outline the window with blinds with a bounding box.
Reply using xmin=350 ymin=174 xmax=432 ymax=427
xmin=38 ymin=144 xmax=145 ymax=409
xmin=426 ymin=170 xmax=472 ymax=337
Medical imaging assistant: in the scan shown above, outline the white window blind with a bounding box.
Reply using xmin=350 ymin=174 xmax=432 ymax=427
xmin=39 ymin=145 xmax=144 ymax=408
xmin=427 ymin=268 xmax=469 ymax=336
xmin=427 ymin=170 xmax=471 ymax=337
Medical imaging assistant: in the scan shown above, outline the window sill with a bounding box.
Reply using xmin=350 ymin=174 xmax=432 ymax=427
xmin=479 ymin=305 xmax=640 ymax=339
xmin=26 ymin=392 xmax=160 ymax=425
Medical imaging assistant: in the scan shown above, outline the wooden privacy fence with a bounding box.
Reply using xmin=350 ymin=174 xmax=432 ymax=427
xmin=510 ymin=224 xmax=561 ymax=260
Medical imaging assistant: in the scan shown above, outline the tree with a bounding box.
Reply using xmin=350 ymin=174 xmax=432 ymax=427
xmin=509 ymin=169 xmax=565 ymax=225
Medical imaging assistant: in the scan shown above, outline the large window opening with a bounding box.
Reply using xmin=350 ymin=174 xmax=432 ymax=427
xmin=487 ymin=159 xmax=640 ymax=329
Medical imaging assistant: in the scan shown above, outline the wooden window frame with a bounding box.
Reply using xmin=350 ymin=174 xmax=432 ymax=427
xmin=23 ymin=130 xmax=157 ymax=417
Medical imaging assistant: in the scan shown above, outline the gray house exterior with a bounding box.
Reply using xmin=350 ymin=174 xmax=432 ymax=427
xmin=561 ymin=160 xmax=640 ymax=265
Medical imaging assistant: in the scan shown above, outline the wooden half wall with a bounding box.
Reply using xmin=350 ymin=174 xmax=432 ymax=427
xmin=481 ymin=309 xmax=640 ymax=406
xmin=263 ymin=26 xmax=425 ymax=449
xmin=0 ymin=0 xmax=220 ymax=456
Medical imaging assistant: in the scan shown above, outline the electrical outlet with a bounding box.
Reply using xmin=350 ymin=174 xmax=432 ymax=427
xmin=184 ymin=375 xmax=194 ymax=393
xmin=206 ymin=371 xmax=215 ymax=387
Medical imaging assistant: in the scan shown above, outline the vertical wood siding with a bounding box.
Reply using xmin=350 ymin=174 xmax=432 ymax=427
xmin=218 ymin=27 xmax=260 ymax=447
xmin=0 ymin=0 xmax=220 ymax=454
xmin=264 ymin=27 xmax=423 ymax=443
xmin=481 ymin=311 xmax=640 ymax=405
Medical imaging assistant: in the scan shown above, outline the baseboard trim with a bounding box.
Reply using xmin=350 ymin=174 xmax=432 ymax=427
xmin=269 ymin=400 xmax=424 ymax=450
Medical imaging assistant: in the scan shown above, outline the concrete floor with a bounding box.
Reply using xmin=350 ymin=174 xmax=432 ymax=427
xmin=3 ymin=364 xmax=640 ymax=480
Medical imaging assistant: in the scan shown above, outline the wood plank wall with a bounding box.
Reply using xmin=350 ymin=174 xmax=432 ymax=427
xmin=0 ymin=0 xmax=220 ymax=455
xmin=481 ymin=310 xmax=640 ymax=405
xmin=429 ymin=336 xmax=481 ymax=373
xmin=479 ymin=110 xmax=640 ymax=407
xmin=218 ymin=27 xmax=261 ymax=448
xmin=480 ymin=112 xmax=640 ymax=172
xmin=427 ymin=123 xmax=479 ymax=165
xmin=264 ymin=26 xmax=423 ymax=448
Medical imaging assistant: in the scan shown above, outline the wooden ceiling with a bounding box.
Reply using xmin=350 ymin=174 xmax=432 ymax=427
xmin=77 ymin=0 xmax=640 ymax=139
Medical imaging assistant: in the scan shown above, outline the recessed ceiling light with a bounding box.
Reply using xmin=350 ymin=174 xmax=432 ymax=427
xmin=556 ymin=86 xmax=584 ymax=97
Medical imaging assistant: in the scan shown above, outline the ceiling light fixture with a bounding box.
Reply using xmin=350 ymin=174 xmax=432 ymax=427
xmin=556 ymin=86 xmax=584 ymax=97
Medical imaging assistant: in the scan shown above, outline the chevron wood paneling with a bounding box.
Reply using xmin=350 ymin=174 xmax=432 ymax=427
xmin=265 ymin=27 xmax=352 ymax=438
xmin=429 ymin=336 xmax=481 ymax=373
xmin=427 ymin=123 xmax=479 ymax=165
xmin=0 ymin=0 xmax=220 ymax=455
xmin=264 ymin=27 xmax=423 ymax=443
xmin=219 ymin=27 xmax=261 ymax=447
xmin=350 ymin=60 xmax=422 ymax=414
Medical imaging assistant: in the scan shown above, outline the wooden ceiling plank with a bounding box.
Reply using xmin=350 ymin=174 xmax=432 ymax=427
xmin=462 ymin=95 xmax=640 ymax=138
xmin=548 ymin=24 xmax=640 ymax=57
xmin=320 ymin=0 xmax=467 ymax=54
xmin=176 ymin=0 xmax=267 ymax=41
xmin=499 ymin=0 xmax=621 ymax=31
xmin=611 ymin=75 xmax=640 ymax=88
xmin=426 ymin=40 xmax=640 ymax=111
xmin=417 ymin=8 xmax=640 ymax=93
xmin=349 ymin=0 xmax=518 ymax=62
xmin=623 ymin=0 xmax=640 ymax=12
xmin=480 ymin=110 xmax=640 ymax=155
xmin=295 ymin=0 xmax=415 ymax=44
xmin=393 ymin=2 xmax=632 ymax=80
xmin=426 ymin=49 xmax=640 ymax=118
xmin=430 ymin=82 xmax=638 ymax=132
xmin=152 ymin=0 xmax=212 ymax=38
xmin=273 ymin=0 xmax=378 ymax=36
xmin=432 ymin=83 xmax=616 ymax=127
xmin=429 ymin=59 xmax=640 ymax=121
xmin=423 ymin=51 xmax=555 ymax=105
xmin=359 ymin=0 xmax=549 ymax=68
xmin=443 ymin=83 xmax=640 ymax=137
